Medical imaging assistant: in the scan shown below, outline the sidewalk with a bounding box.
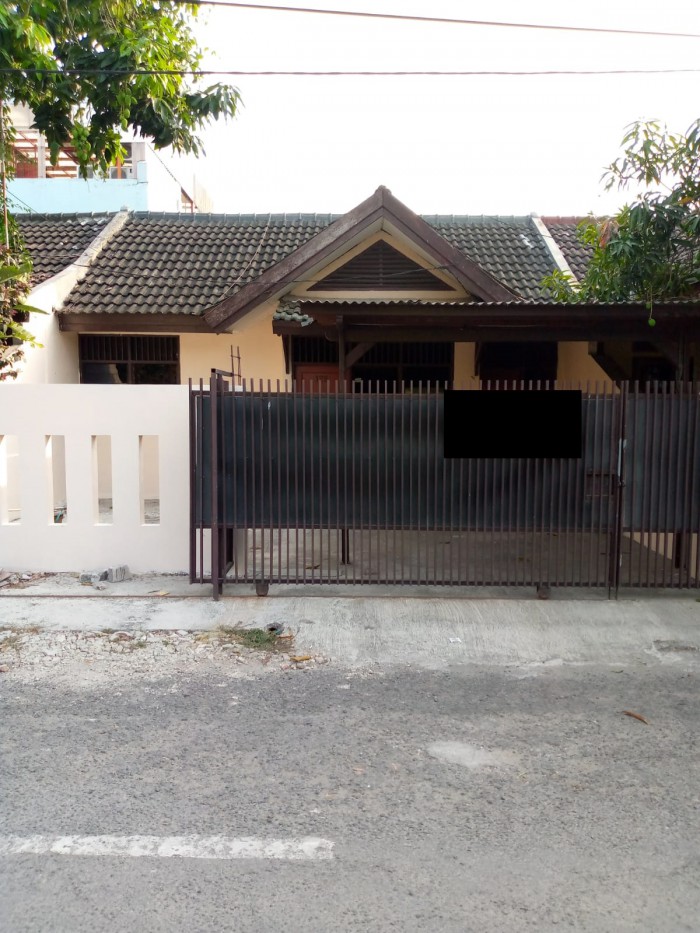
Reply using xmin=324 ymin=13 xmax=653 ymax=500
xmin=1 ymin=572 xmax=699 ymax=670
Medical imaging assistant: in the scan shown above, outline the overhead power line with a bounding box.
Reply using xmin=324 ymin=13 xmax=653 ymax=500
xmin=172 ymin=0 xmax=700 ymax=41
xmin=1 ymin=67 xmax=698 ymax=77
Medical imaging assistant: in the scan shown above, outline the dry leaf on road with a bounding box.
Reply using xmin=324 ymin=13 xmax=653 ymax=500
xmin=622 ymin=710 xmax=650 ymax=725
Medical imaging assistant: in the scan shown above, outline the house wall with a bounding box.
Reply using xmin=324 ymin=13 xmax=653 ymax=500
xmin=453 ymin=343 xmax=476 ymax=382
xmin=180 ymin=304 xmax=288 ymax=386
xmin=557 ymin=342 xmax=610 ymax=385
xmin=16 ymin=282 xmax=81 ymax=385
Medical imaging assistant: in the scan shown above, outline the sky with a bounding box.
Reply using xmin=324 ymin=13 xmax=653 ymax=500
xmin=178 ymin=0 xmax=700 ymax=217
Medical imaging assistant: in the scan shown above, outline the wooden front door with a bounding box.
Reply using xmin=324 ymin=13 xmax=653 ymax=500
xmin=294 ymin=364 xmax=350 ymax=393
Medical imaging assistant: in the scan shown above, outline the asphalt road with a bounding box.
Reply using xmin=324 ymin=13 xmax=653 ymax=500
xmin=2 ymin=662 xmax=699 ymax=932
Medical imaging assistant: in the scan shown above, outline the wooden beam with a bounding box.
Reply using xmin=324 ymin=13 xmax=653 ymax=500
xmin=345 ymin=341 xmax=375 ymax=368
xmin=59 ymin=313 xmax=213 ymax=333
xmin=337 ymin=315 xmax=346 ymax=382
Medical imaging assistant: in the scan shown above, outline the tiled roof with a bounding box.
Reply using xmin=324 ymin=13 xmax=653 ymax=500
xmin=541 ymin=217 xmax=594 ymax=282
xmin=16 ymin=213 xmax=112 ymax=285
xmin=59 ymin=211 xmax=559 ymax=317
xmin=61 ymin=213 xmax=337 ymax=316
xmin=424 ymin=215 xmax=555 ymax=300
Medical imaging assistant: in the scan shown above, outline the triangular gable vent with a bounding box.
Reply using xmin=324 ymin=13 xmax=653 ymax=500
xmin=308 ymin=240 xmax=454 ymax=291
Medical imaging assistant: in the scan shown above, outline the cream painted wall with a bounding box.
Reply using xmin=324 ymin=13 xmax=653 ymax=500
xmin=453 ymin=343 xmax=476 ymax=383
xmin=557 ymin=342 xmax=612 ymax=386
xmin=181 ymin=303 xmax=288 ymax=386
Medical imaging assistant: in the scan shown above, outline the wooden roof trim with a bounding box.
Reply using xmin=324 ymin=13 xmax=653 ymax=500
xmin=376 ymin=191 xmax=517 ymax=303
xmin=204 ymin=186 xmax=518 ymax=332
xmin=58 ymin=312 xmax=213 ymax=333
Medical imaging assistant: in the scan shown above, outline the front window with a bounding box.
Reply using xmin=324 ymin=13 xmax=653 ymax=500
xmin=79 ymin=335 xmax=179 ymax=384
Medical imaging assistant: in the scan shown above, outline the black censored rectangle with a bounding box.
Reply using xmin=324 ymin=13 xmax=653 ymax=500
xmin=443 ymin=390 xmax=583 ymax=459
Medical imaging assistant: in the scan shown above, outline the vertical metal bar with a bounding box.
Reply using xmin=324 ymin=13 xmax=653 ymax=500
xmin=564 ymin=381 xmax=577 ymax=586
xmin=281 ymin=380 xmax=289 ymax=584
xmin=415 ymin=382 xmax=425 ymax=585
xmin=380 ymin=378 xmax=386 ymax=585
xmin=251 ymin=379 xmax=259 ymax=585
xmin=220 ymin=375 xmax=229 ymax=591
xmin=189 ymin=380 xmax=196 ymax=584
xmin=432 ymin=383 xmax=441 ymax=585
xmin=264 ymin=379 xmax=271 ymax=585
xmin=683 ymin=383 xmax=699 ymax=588
xmin=571 ymin=381 xmax=586 ymax=588
xmin=676 ymin=382 xmax=691 ymax=588
xmin=620 ymin=381 xmax=636 ymax=590
xmin=230 ymin=376 xmax=239 ymax=584
xmin=425 ymin=381 xmax=432 ymax=584
xmin=456 ymin=405 xmax=464 ymax=587
xmin=652 ymin=381 xmax=666 ymax=587
xmin=241 ymin=380 xmax=249 ymax=583
xmin=615 ymin=381 xmax=628 ymax=596
xmin=335 ymin=378 xmax=341 ymax=584
xmin=531 ymin=381 xmax=542 ymax=588
xmin=393 ymin=382 xmax=399 ymax=584
xmin=636 ymin=381 xmax=651 ymax=587
xmin=358 ymin=380 xmax=364 ymax=583
xmin=644 ymin=380 xmax=658 ymax=587
xmin=325 ymin=379 xmax=331 ymax=583
xmin=662 ymin=380 xmax=675 ymax=587
xmin=383 ymin=380 xmax=390 ymax=584
xmin=350 ymin=377 xmax=357 ymax=584
xmin=198 ymin=381 xmax=205 ymax=584
xmin=596 ymin=381 xmax=611 ymax=588
xmin=210 ymin=372 xmax=220 ymax=600
xmin=598 ymin=382 xmax=626 ymax=598
xmin=301 ymin=377 xmax=307 ymax=583
xmin=522 ymin=383 xmax=531 ymax=586
xmin=276 ymin=380 xmax=283 ymax=584
xmin=584 ymin=382 xmax=598 ymax=587
xmin=665 ymin=381 xmax=679 ymax=587
xmin=690 ymin=383 xmax=700 ymax=587
xmin=671 ymin=380 xmax=685 ymax=587
xmin=292 ymin=380 xmax=299 ymax=585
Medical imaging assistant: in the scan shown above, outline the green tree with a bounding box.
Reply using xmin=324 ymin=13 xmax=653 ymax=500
xmin=0 ymin=0 xmax=240 ymax=378
xmin=543 ymin=119 xmax=700 ymax=308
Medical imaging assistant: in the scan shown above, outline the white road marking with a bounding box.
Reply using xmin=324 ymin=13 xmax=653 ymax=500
xmin=0 ymin=835 xmax=334 ymax=860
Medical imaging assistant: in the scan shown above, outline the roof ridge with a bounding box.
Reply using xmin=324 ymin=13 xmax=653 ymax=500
xmin=16 ymin=211 xmax=116 ymax=221
xmin=130 ymin=211 xmax=343 ymax=223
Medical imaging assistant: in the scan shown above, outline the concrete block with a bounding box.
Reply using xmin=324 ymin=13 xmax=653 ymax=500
xmin=79 ymin=570 xmax=108 ymax=585
xmin=107 ymin=565 xmax=132 ymax=583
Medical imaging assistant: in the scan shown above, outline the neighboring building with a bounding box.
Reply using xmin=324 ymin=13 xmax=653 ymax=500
xmin=7 ymin=104 xmax=211 ymax=215
xmin=13 ymin=187 xmax=700 ymax=388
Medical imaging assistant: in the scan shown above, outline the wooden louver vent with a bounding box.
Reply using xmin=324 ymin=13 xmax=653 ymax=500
xmin=308 ymin=240 xmax=454 ymax=291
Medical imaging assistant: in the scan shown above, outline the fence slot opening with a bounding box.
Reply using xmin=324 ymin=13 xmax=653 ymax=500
xmin=46 ymin=435 xmax=67 ymax=524
xmin=93 ymin=435 xmax=112 ymax=525
xmin=140 ymin=435 xmax=160 ymax=525
xmin=0 ymin=435 xmax=21 ymax=525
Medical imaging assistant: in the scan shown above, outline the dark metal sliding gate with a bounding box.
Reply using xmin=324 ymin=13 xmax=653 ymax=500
xmin=190 ymin=377 xmax=700 ymax=598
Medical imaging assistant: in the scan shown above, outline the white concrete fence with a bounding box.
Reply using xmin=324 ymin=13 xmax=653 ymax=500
xmin=0 ymin=385 xmax=190 ymax=573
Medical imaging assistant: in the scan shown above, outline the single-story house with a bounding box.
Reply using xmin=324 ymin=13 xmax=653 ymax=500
xmin=14 ymin=186 xmax=700 ymax=387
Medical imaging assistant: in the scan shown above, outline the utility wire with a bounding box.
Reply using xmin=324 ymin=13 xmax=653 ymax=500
xmin=1 ymin=67 xmax=698 ymax=77
xmin=170 ymin=0 xmax=700 ymax=41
